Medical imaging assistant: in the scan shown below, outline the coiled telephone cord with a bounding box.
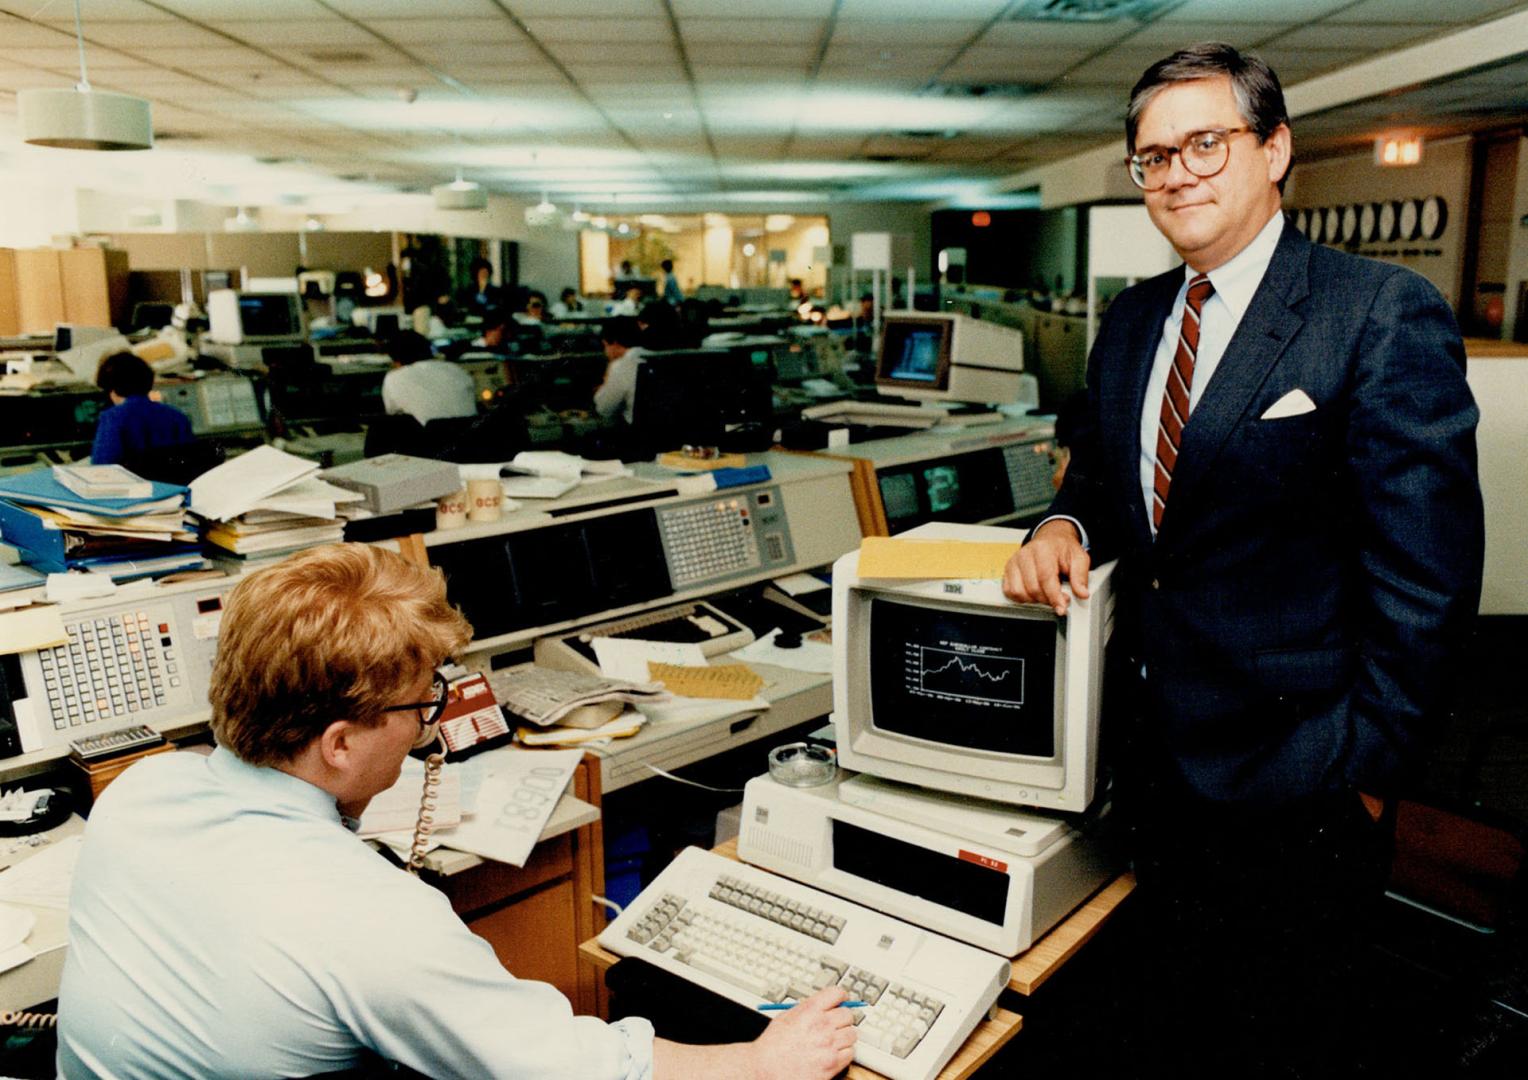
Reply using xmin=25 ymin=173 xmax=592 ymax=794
xmin=407 ymin=748 xmax=445 ymax=877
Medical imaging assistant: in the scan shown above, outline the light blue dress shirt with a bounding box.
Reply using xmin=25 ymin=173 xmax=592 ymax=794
xmin=57 ymin=747 xmax=654 ymax=1079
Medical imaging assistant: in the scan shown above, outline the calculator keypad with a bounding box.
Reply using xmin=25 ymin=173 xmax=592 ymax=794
xmin=37 ymin=610 xmax=177 ymax=732
xmin=661 ymin=499 xmax=762 ymax=589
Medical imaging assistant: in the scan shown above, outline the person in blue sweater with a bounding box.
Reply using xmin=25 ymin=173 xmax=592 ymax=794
xmin=91 ymin=351 xmax=194 ymax=466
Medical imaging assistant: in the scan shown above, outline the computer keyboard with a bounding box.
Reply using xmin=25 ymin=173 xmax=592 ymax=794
xmin=598 ymin=846 xmax=1011 ymax=1080
xmin=801 ymin=400 xmax=943 ymax=423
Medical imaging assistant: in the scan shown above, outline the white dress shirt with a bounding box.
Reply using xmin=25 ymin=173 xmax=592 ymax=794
xmin=381 ymin=359 xmax=478 ymax=425
xmin=593 ymin=346 xmax=646 ymax=424
xmin=57 ymin=747 xmax=654 ymax=1079
xmin=1136 ymin=209 xmax=1284 ymax=534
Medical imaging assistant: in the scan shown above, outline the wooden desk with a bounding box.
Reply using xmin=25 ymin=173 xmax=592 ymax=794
xmin=578 ymin=839 xmax=1135 ymax=1079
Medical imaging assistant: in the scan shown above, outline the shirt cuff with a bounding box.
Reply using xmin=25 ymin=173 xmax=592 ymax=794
xmin=1029 ymin=514 xmax=1090 ymax=551
xmin=610 ymin=1016 xmax=656 ymax=1080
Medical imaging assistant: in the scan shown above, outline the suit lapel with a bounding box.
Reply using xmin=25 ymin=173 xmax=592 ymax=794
xmin=1104 ymin=270 xmax=1181 ymax=550
xmin=1158 ymin=228 xmax=1312 ymax=543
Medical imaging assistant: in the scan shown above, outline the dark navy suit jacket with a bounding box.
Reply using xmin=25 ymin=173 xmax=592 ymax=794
xmin=1050 ymin=225 xmax=1483 ymax=806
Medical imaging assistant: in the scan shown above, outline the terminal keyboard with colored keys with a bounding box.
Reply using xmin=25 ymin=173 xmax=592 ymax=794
xmin=598 ymin=846 xmax=1011 ymax=1080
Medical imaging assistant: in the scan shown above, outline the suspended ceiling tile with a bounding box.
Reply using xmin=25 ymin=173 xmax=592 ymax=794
xmin=520 ymin=18 xmax=673 ymax=44
xmin=435 ymin=67 xmax=569 ymax=86
xmin=0 ymin=21 xmax=78 ymax=47
xmin=358 ymin=18 xmax=521 ymax=45
xmin=1267 ymin=23 xmax=1453 ymax=50
xmin=692 ymin=64 xmax=813 ymax=85
xmin=1324 ymin=0 xmax=1527 ymax=23
xmin=409 ymin=43 xmax=545 ymax=65
xmin=679 ymin=19 xmax=826 ymax=45
xmin=979 ymin=20 xmax=1142 ymax=50
xmin=512 ymin=0 xmax=664 ymax=12
xmin=32 ymin=0 xmax=174 ymax=20
xmin=820 ymin=45 xmax=964 ymax=70
xmin=1123 ymin=21 xmax=1289 ymax=48
xmin=833 ymin=19 xmax=989 ymax=47
xmin=838 ymin=0 xmax=1008 ymax=16
xmin=549 ymin=43 xmax=679 ymax=64
xmin=684 ymin=44 xmax=814 ymax=69
xmin=78 ymin=21 xmax=232 ymax=47
xmin=323 ymin=0 xmax=502 ymax=17
xmin=565 ymin=60 xmax=687 ymax=82
xmin=213 ymin=20 xmax=379 ymax=48
xmin=126 ymin=45 xmax=276 ymax=68
xmin=939 ymin=45 xmax=1093 ymax=83
xmin=672 ymin=0 xmax=832 ymax=15
xmin=158 ymin=0 xmax=335 ymax=18
xmin=315 ymin=66 xmax=437 ymax=88
xmin=1161 ymin=0 xmax=1353 ymax=21
xmin=0 ymin=47 xmax=115 ymax=67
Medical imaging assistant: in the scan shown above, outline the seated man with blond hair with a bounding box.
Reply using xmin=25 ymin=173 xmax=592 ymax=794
xmin=58 ymin=544 xmax=854 ymax=1079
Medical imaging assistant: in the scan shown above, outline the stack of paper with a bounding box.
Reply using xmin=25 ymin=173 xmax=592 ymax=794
xmin=0 ymin=468 xmax=205 ymax=580
xmin=189 ymin=447 xmax=360 ymax=560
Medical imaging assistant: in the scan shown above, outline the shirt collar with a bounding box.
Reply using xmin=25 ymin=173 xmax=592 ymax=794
xmin=206 ymin=745 xmax=350 ymax=827
xmin=1186 ymin=208 xmax=1284 ymax=323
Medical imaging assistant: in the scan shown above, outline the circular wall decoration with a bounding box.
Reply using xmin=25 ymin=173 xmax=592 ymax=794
xmin=1378 ymin=200 xmax=1398 ymax=242
xmin=1420 ymin=195 xmax=1448 ymax=240
xmin=1292 ymin=208 xmax=1308 ymax=235
xmin=1324 ymin=207 xmax=1342 ymax=244
xmin=1307 ymin=207 xmax=1325 ymax=243
xmin=1359 ymin=202 xmax=1378 ymax=243
xmin=1341 ymin=204 xmax=1359 ymax=244
xmin=1398 ymin=198 xmax=1421 ymax=241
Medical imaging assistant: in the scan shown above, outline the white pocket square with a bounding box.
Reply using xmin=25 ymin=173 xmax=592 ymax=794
xmin=1260 ymin=389 xmax=1316 ymax=420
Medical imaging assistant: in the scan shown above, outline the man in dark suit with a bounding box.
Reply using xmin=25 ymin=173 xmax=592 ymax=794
xmin=1003 ymin=44 xmax=1483 ymax=1074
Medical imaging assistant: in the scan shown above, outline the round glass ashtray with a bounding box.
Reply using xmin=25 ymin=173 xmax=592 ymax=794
xmin=767 ymin=742 xmax=836 ymax=787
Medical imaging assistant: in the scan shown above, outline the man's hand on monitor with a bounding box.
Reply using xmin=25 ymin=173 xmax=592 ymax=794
xmin=1003 ymin=519 xmax=1090 ymax=616
xmin=749 ymin=985 xmax=857 ymax=1080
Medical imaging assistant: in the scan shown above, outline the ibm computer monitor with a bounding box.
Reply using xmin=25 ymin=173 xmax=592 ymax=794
xmin=876 ymin=312 xmax=1024 ymax=405
xmin=206 ymin=290 xmax=305 ymax=345
xmin=832 ymin=522 xmax=1114 ymax=813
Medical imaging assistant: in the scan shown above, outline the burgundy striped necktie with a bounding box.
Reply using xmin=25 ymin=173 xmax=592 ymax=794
xmin=1152 ymin=274 xmax=1214 ymax=530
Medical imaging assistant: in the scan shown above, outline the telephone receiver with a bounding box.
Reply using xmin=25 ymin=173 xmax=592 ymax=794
xmin=403 ymin=669 xmax=511 ymax=875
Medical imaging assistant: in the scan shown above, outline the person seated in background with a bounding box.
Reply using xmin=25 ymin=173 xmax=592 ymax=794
xmin=657 ymin=258 xmax=684 ymax=305
xmin=380 ymin=330 xmax=477 ymax=426
xmin=608 ymin=283 xmax=645 ymax=317
xmin=514 ymin=291 xmax=549 ymax=325
xmin=788 ymin=278 xmax=807 ymax=303
xmin=551 ymin=287 xmax=586 ymax=318
xmin=637 ymin=299 xmax=683 ymax=351
xmin=593 ymin=316 xmax=647 ymax=425
xmin=458 ymin=257 xmax=504 ymax=319
xmin=57 ymin=544 xmax=855 ymax=1080
xmin=90 ymin=351 xmax=194 ymax=466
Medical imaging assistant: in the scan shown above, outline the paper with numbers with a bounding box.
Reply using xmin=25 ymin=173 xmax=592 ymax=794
xmin=430 ymin=747 xmax=584 ymax=868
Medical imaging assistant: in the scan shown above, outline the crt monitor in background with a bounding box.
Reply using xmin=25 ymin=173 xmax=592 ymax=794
xmin=875 ymin=312 xmax=1025 ymax=406
xmin=206 ymin=290 xmax=304 ymax=344
xmin=877 ymin=320 xmax=951 ymax=389
xmin=832 ymin=522 xmax=1114 ymax=813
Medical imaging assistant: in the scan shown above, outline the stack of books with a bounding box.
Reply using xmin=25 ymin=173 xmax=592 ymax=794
xmin=189 ymin=446 xmax=360 ymax=563
xmin=0 ymin=467 xmax=205 ymax=581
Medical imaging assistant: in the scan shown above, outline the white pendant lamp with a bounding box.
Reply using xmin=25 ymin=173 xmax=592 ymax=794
xmin=433 ymin=177 xmax=487 ymax=211
xmin=18 ymin=1 xmax=153 ymax=151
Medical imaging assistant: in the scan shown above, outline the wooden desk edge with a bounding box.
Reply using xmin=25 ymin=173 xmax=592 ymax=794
xmin=1007 ymin=871 xmax=1136 ymax=995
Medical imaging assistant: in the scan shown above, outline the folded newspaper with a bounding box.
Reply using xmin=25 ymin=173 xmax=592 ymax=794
xmin=486 ymin=666 xmax=670 ymax=729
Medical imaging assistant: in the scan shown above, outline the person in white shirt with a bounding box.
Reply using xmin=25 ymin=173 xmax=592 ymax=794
xmin=593 ymin=316 xmax=647 ymax=425
xmin=608 ymin=284 xmax=645 ymax=317
xmin=551 ymin=287 xmax=587 ymax=319
xmin=57 ymin=544 xmax=855 ymax=1080
xmin=380 ymin=330 xmax=478 ymax=425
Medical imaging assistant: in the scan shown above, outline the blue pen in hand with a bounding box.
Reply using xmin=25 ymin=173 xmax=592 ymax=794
xmin=756 ymin=1000 xmax=868 ymax=1011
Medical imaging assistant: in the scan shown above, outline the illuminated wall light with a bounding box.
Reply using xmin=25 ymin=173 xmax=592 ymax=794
xmin=1374 ymin=134 xmax=1423 ymax=167
xmin=742 ymin=242 xmax=757 ymax=257
xmin=971 ymin=210 xmax=992 ymax=227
